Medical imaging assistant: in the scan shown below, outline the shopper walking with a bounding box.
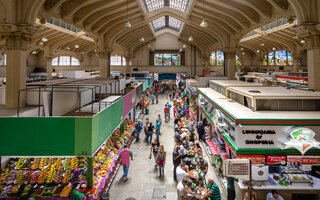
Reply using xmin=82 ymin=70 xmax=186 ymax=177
xmin=166 ymin=102 xmax=172 ymax=119
xmin=156 ymin=119 xmax=161 ymax=140
xmin=164 ymin=104 xmax=169 ymax=121
xmin=150 ymin=138 xmax=160 ymax=167
xmin=119 ymin=144 xmax=133 ymax=181
xmin=151 ymin=94 xmax=155 ymax=104
xmin=144 ymin=121 xmax=149 ymax=143
xmin=156 ymin=145 xmax=166 ymax=177
xmin=147 ymin=122 xmax=154 ymax=144
xmin=156 ymin=114 xmax=162 ymax=126
xmin=196 ymin=121 xmax=205 ymax=141
xmin=156 ymin=93 xmax=159 ymax=104
xmin=135 ymin=119 xmax=143 ymax=141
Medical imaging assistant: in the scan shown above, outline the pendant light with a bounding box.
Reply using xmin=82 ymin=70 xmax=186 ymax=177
xmin=301 ymin=39 xmax=305 ymax=44
xmin=200 ymin=0 xmax=208 ymax=28
xmin=188 ymin=36 xmax=193 ymax=42
xmin=140 ymin=37 xmax=145 ymax=42
xmin=272 ymin=47 xmax=276 ymax=51
xmin=124 ymin=0 xmax=131 ymax=28
xmin=75 ymin=44 xmax=79 ymax=49
xmin=42 ymin=37 xmax=48 ymax=42
xmin=182 ymin=44 xmax=186 ymax=48
xmin=140 ymin=20 xmax=144 ymax=42
xmin=260 ymin=42 xmax=264 ymax=47
xmin=188 ymin=21 xmax=193 ymax=42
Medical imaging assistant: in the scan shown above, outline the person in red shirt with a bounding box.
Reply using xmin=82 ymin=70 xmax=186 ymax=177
xmin=164 ymin=104 xmax=169 ymax=121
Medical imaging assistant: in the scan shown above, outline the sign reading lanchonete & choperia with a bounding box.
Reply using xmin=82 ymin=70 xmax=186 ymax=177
xmin=242 ymin=130 xmax=276 ymax=145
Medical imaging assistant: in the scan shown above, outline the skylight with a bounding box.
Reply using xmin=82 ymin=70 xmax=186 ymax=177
xmin=152 ymin=16 xmax=166 ymax=31
xmin=143 ymin=0 xmax=164 ymax=12
xmin=143 ymin=0 xmax=190 ymax=12
xmin=169 ymin=0 xmax=190 ymax=12
xmin=151 ymin=16 xmax=183 ymax=32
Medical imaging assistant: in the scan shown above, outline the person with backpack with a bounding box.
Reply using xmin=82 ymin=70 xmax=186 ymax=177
xmin=118 ymin=143 xmax=133 ymax=181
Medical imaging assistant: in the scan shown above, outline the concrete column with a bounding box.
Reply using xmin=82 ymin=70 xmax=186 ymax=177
xmin=97 ymin=50 xmax=110 ymax=78
xmin=306 ymin=40 xmax=320 ymax=90
xmin=225 ymin=51 xmax=236 ymax=80
xmin=45 ymin=56 xmax=53 ymax=80
xmin=5 ymin=35 xmax=28 ymax=108
xmin=202 ymin=56 xmax=210 ymax=72
xmin=293 ymin=56 xmax=301 ymax=72
xmin=125 ymin=57 xmax=131 ymax=74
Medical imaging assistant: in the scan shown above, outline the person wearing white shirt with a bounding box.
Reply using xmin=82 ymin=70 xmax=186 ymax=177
xmin=177 ymin=177 xmax=194 ymax=200
xmin=176 ymin=164 xmax=189 ymax=183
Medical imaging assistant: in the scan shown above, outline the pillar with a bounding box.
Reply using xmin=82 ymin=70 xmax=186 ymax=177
xmin=45 ymin=56 xmax=53 ymax=80
xmin=4 ymin=35 xmax=28 ymax=108
xmin=292 ymin=56 xmax=301 ymax=72
xmin=225 ymin=51 xmax=236 ymax=80
xmin=306 ymin=35 xmax=320 ymax=90
xmin=125 ymin=57 xmax=131 ymax=75
xmin=202 ymin=56 xmax=210 ymax=72
xmin=97 ymin=50 xmax=110 ymax=78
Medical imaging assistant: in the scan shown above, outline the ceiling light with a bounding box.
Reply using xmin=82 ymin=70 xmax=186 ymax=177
xmin=180 ymin=49 xmax=183 ymax=51
xmin=75 ymin=44 xmax=79 ymax=48
xmin=148 ymin=44 xmax=151 ymax=48
xmin=260 ymin=43 xmax=264 ymax=47
xmin=42 ymin=37 xmax=48 ymax=42
xmin=188 ymin=36 xmax=193 ymax=42
xmin=272 ymin=47 xmax=276 ymax=51
xmin=32 ymin=51 xmax=37 ymax=55
xmin=39 ymin=41 xmax=43 ymax=46
xmin=124 ymin=21 xmax=132 ymax=28
xmin=242 ymin=52 xmax=245 ymax=55
xmin=140 ymin=36 xmax=145 ymax=42
xmin=301 ymin=39 xmax=305 ymax=44
xmin=256 ymin=50 xmax=260 ymax=53
xmin=183 ymin=44 xmax=186 ymax=48
xmin=66 ymin=46 xmax=70 ymax=50
xmin=200 ymin=19 xmax=208 ymax=28
xmin=293 ymin=34 xmax=299 ymax=39
xmin=94 ymin=49 xmax=97 ymax=52
xmin=240 ymin=47 xmax=244 ymax=51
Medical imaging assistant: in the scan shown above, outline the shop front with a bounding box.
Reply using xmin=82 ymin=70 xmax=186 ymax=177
xmin=197 ymin=87 xmax=320 ymax=200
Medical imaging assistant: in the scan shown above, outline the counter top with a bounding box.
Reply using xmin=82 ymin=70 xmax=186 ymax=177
xmin=238 ymin=174 xmax=320 ymax=191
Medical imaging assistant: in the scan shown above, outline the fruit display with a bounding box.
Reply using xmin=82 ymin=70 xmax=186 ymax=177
xmin=0 ymin=118 xmax=135 ymax=199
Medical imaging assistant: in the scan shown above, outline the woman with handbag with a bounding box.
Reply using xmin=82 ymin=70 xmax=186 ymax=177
xmin=149 ymin=138 xmax=160 ymax=167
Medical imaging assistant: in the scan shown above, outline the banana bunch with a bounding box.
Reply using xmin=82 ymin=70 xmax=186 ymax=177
xmin=16 ymin=158 xmax=25 ymax=170
xmin=46 ymin=165 xmax=56 ymax=183
xmin=55 ymin=158 xmax=62 ymax=170
xmin=70 ymin=157 xmax=79 ymax=170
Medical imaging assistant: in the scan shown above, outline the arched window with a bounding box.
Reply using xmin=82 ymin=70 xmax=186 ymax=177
xmin=51 ymin=56 xmax=80 ymax=66
xmin=262 ymin=50 xmax=293 ymax=66
xmin=111 ymin=56 xmax=122 ymax=65
xmin=210 ymin=50 xmax=224 ymax=66
xmin=235 ymin=55 xmax=241 ymax=66
xmin=0 ymin=54 xmax=7 ymax=66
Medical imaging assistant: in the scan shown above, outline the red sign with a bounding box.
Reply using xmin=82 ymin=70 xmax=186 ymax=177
xmin=266 ymin=155 xmax=287 ymax=166
xmin=287 ymin=156 xmax=320 ymax=165
xmin=236 ymin=155 xmax=265 ymax=165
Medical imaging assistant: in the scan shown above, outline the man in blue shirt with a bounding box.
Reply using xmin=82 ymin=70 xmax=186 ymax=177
xmin=266 ymin=190 xmax=284 ymax=200
xmin=166 ymin=102 xmax=172 ymax=118
xmin=156 ymin=119 xmax=161 ymax=140
xmin=135 ymin=119 xmax=143 ymax=141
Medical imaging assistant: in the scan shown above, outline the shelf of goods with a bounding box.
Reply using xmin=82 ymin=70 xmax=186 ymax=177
xmin=0 ymin=118 xmax=136 ymax=200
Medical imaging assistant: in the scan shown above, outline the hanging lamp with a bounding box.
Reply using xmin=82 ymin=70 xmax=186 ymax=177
xmin=124 ymin=0 xmax=131 ymax=28
xmin=200 ymin=0 xmax=208 ymax=28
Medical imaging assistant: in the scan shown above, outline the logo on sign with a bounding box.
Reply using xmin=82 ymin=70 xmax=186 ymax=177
xmin=283 ymin=128 xmax=320 ymax=155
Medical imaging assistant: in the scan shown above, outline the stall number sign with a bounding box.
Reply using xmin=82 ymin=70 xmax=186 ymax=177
xmin=266 ymin=155 xmax=287 ymax=166
xmin=223 ymin=159 xmax=250 ymax=181
xmin=284 ymin=128 xmax=320 ymax=155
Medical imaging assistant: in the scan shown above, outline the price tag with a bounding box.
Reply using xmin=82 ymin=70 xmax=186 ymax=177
xmin=34 ymin=184 xmax=38 ymax=188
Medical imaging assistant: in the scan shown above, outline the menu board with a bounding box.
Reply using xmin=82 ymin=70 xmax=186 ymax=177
xmin=223 ymin=159 xmax=250 ymax=180
xmin=287 ymin=156 xmax=320 ymax=165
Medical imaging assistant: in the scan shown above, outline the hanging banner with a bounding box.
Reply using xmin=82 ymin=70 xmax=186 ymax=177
xmin=123 ymin=89 xmax=137 ymax=118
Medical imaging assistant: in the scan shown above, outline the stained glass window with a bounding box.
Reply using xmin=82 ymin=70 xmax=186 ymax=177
xmin=275 ymin=50 xmax=287 ymax=65
xmin=162 ymin=54 xmax=172 ymax=66
xmin=210 ymin=51 xmax=216 ymax=65
xmin=287 ymin=52 xmax=293 ymax=66
xmin=154 ymin=54 xmax=163 ymax=66
xmin=262 ymin=54 xmax=268 ymax=66
xmin=216 ymin=51 xmax=224 ymax=65
xmin=172 ymin=54 xmax=180 ymax=65
xmin=268 ymin=52 xmax=275 ymax=65
xmin=235 ymin=55 xmax=241 ymax=66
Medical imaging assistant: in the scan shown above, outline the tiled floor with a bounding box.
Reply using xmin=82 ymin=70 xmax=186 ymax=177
xmin=109 ymin=93 xmax=227 ymax=200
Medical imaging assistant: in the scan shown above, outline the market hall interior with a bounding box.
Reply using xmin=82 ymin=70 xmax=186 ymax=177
xmin=0 ymin=0 xmax=320 ymax=200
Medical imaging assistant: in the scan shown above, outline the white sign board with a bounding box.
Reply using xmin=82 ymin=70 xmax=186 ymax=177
xmin=223 ymin=159 xmax=250 ymax=181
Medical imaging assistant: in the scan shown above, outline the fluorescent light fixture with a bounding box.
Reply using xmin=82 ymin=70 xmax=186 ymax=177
xmin=200 ymin=19 xmax=208 ymax=28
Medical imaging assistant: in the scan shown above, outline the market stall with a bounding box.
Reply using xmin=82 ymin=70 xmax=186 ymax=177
xmin=0 ymin=118 xmax=136 ymax=199
xmin=196 ymin=86 xmax=320 ymax=200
